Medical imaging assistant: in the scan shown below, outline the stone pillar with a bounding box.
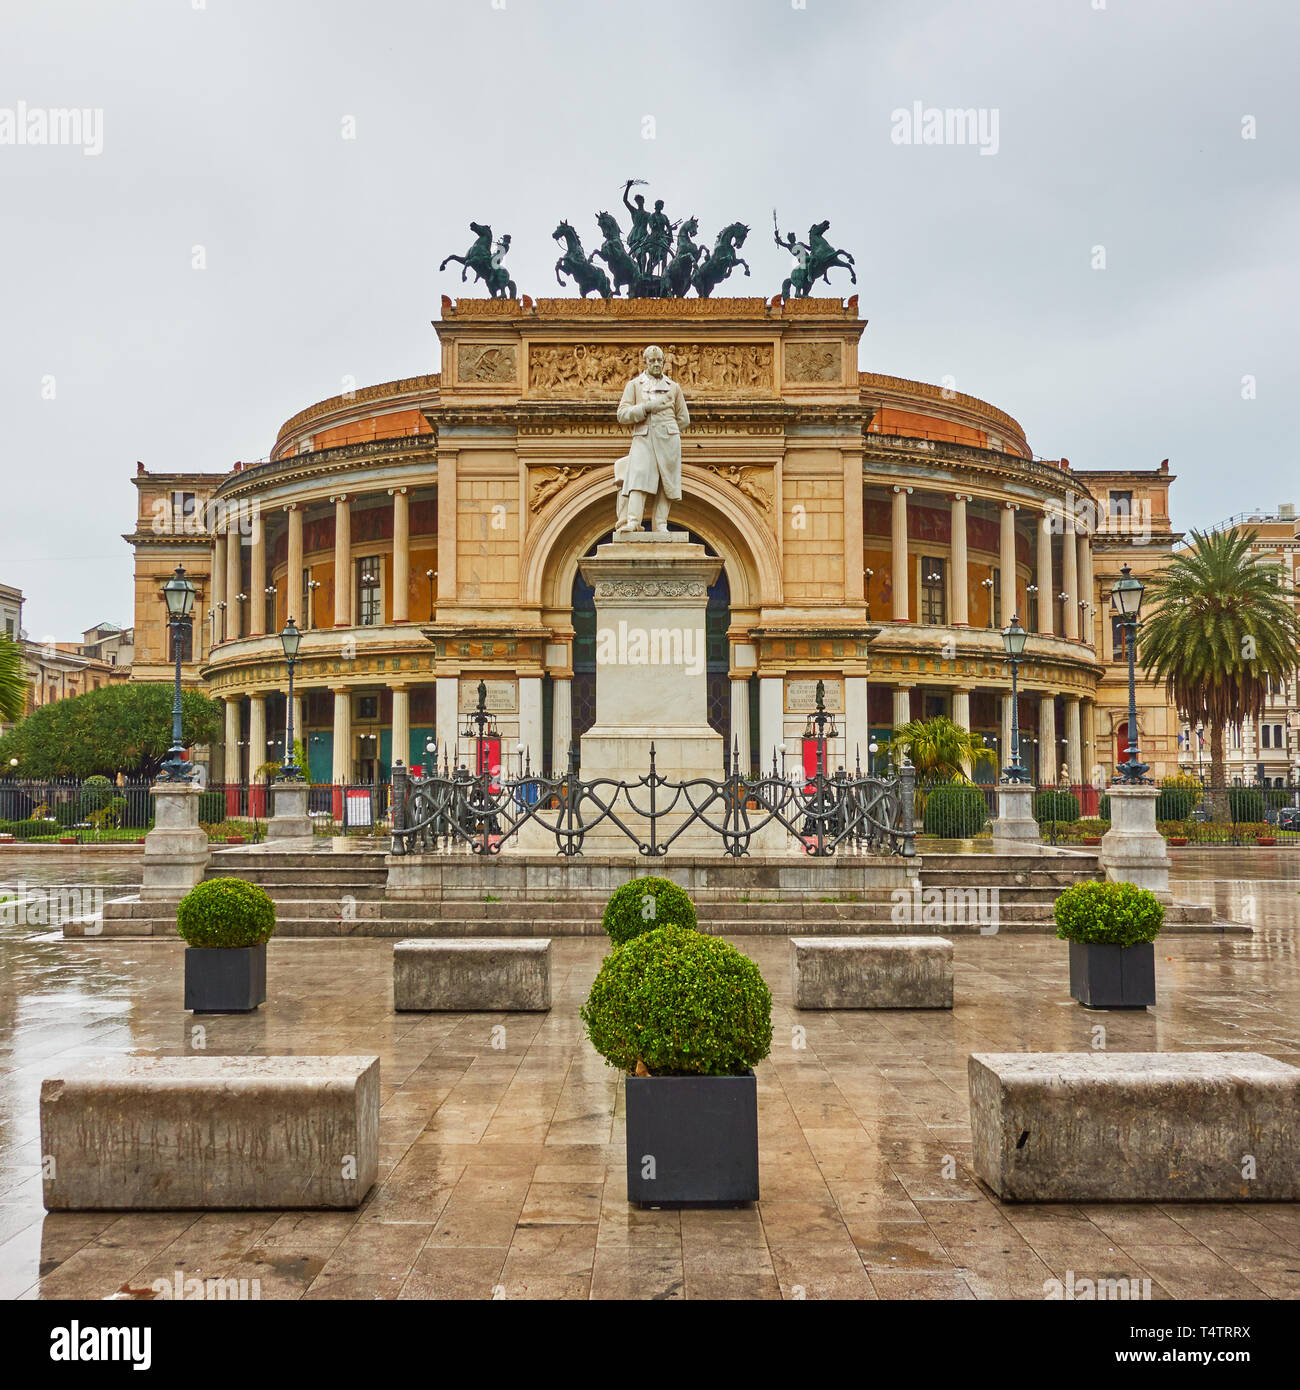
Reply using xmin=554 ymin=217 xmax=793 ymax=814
xmin=951 ymin=495 xmax=969 ymax=625
xmin=892 ymin=685 xmax=911 ymax=730
xmin=249 ymin=512 xmax=266 ymax=637
xmin=891 ymin=485 xmax=910 ymax=621
xmin=1065 ymin=697 xmax=1083 ymax=786
xmin=332 ymin=688 xmax=352 ymax=785
xmin=225 ymin=526 xmax=241 ymax=639
xmin=758 ymin=676 xmax=784 ymax=773
xmin=391 ymin=684 xmax=410 ymax=773
xmin=1000 ymin=503 xmax=1017 ymax=626
xmin=1062 ymin=515 xmax=1079 ymax=641
xmin=286 ymin=504 xmax=303 ymax=624
xmin=211 ymin=532 xmax=226 ymax=644
xmin=391 ymin=487 xmax=409 ymax=623
xmin=551 ymin=677 xmax=573 ymax=776
xmin=1078 ymin=533 xmax=1094 ymax=648
xmin=1039 ymin=694 xmax=1057 ymax=785
xmin=1036 ymin=513 xmax=1054 ymax=635
xmin=332 ymin=494 xmax=351 ymax=627
xmin=140 ymin=782 xmax=210 ymax=901
xmin=730 ymin=677 xmax=752 ymax=773
xmin=844 ymin=675 xmax=868 ymax=772
xmin=953 ymin=686 xmax=973 ymax=778
xmin=1100 ymin=785 xmax=1171 ymax=897
xmin=994 ymin=783 xmax=1041 ymax=848
xmin=435 ymin=676 xmax=459 ymax=772
xmin=224 ymin=696 xmax=242 ymax=784
xmin=518 ymin=675 xmax=543 ymax=776
xmin=267 ymin=779 xmax=312 ymax=840
xmin=1082 ymin=699 xmax=1098 ymax=782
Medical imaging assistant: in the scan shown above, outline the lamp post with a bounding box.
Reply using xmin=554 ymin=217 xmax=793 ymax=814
xmin=1111 ymin=562 xmax=1149 ymax=783
xmin=306 ymin=579 xmax=321 ymax=629
xmin=982 ymin=573 xmax=995 ymax=628
xmin=1000 ymin=613 xmax=1029 ymax=783
xmin=425 ymin=569 xmax=436 ymax=618
xmin=278 ymin=618 xmax=302 ymax=780
xmin=216 ymin=599 xmax=227 ymax=642
xmin=160 ymin=564 xmax=197 ymax=781
xmin=864 ymin=567 xmax=873 ymax=622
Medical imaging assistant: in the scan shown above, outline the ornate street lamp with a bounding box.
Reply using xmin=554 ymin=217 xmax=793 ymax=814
xmin=278 ymin=618 xmax=303 ymax=780
xmin=1111 ymin=563 xmax=1149 ymax=783
xmin=801 ymin=679 xmax=839 ymax=781
xmin=1000 ymin=613 xmax=1029 ymax=784
xmin=160 ymin=565 xmax=197 ymax=781
xmin=306 ymin=578 xmax=321 ymax=629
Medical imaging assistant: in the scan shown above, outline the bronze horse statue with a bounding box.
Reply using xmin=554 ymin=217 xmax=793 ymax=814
xmin=665 ymin=216 xmax=703 ymax=297
xmin=691 ymin=222 xmax=751 ymax=298
xmin=439 ymin=221 xmax=517 ymax=299
xmin=553 ymin=221 xmax=612 ymax=299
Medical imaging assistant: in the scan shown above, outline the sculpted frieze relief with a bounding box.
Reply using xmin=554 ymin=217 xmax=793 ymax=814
xmin=784 ymin=340 xmax=843 ymax=383
xmin=527 ymin=342 xmax=773 ymax=396
xmin=456 ymin=343 xmax=518 ymax=384
xmin=593 ymin=578 xmax=708 ymax=600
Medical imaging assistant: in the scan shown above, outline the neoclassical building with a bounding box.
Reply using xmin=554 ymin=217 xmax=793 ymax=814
xmin=125 ymin=295 xmax=1196 ymax=788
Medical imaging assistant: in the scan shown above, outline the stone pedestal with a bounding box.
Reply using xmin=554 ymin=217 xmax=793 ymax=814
xmin=992 ymin=782 xmax=1041 ymax=849
xmin=577 ymin=532 xmax=723 ymax=853
xmin=140 ymin=781 xmax=210 ymax=902
xmin=1100 ymin=784 xmax=1170 ymax=897
xmin=267 ymin=779 xmax=313 ymax=840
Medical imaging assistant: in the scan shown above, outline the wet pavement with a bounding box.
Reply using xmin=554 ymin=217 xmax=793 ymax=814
xmin=0 ymin=851 xmax=1298 ymax=1300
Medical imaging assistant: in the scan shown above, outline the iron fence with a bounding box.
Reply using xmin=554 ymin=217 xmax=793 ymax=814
xmin=391 ymin=747 xmax=916 ymax=858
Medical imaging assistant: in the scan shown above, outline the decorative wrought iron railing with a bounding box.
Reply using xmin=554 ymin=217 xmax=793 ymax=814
xmin=391 ymin=746 xmax=916 ymax=859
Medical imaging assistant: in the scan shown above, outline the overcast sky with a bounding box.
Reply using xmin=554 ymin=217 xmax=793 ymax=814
xmin=2 ymin=0 xmax=1296 ymax=639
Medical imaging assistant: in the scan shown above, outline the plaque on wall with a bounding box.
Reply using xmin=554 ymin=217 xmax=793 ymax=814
xmin=785 ymin=678 xmax=843 ymax=713
xmin=458 ymin=678 xmax=517 ymax=714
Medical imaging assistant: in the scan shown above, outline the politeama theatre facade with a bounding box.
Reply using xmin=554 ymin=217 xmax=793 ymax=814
xmin=127 ymin=295 xmax=1181 ymax=788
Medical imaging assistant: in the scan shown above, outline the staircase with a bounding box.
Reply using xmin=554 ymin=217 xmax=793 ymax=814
xmin=195 ymin=845 xmax=1108 ymax=937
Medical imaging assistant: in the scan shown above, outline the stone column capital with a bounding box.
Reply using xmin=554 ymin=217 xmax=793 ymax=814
xmin=893 ymin=484 xmax=913 ymax=495
xmin=387 ymin=486 xmax=408 ymax=497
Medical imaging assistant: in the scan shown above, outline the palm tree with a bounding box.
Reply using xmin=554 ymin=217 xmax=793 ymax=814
xmin=883 ymin=715 xmax=996 ymax=786
xmin=1140 ymin=528 xmax=1300 ymax=809
xmin=0 ymin=636 xmax=28 ymax=727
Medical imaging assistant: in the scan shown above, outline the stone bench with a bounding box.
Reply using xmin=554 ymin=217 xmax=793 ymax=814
xmin=969 ymin=1051 xmax=1300 ymax=1202
xmin=790 ymin=936 xmax=953 ymax=1009
xmin=394 ymin=938 xmax=552 ymax=1012
xmin=40 ymin=1055 xmax=379 ymax=1210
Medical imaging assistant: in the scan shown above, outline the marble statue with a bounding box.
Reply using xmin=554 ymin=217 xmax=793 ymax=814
xmin=614 ymin=346 xmax=690 ymax=534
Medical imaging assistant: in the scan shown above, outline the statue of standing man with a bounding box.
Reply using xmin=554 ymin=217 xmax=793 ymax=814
xmin=614 ymin=346 xmax=690 ymax=534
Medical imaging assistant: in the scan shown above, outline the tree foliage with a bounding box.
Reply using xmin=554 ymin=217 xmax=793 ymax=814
xmin=883 ymin=715 xmax=996 ymax=786
xmin=0 ymin=636 xmax=28 ymax=726
xmin=1140 ymin=528 xmax=1300 ymax=792
xmin=0 ymin=682 xmax=221 ymax=778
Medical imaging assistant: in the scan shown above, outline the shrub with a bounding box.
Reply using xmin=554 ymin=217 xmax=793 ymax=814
xmin=53 ymin=800 xmax=82 ymax=828
xmin=600 ymin=875 xmax=697 ymax=946
xmin=176 ymin=877 xmax=276 ymax=948
xmin=1228 ymin=787 xmax=1265 ymax=823
xmin=1155 ymin=786 xmax=1195 ymax=821
xmin=1053 ymin=880 xmax=1164 ymax=947
xmin=198 ymin=790 xmax=227 ymax=825
xmin=79 ymin=776 xmax=115 ymax=814
xmin=1034 ymin=789 xmax=1081 ymax=824
xmin=922 ymin=781 xmax=989 ymax=837
xmin=580 ymin=924 xmax=772 ymax=1076
xmin=1099 ymin=793 xmax=1110 ymax=821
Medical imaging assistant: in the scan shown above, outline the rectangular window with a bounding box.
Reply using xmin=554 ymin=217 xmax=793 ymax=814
xmin=1110 ymin=616 xmax=1132 ymax=661
xmin=920 ymin=556 xmax=946 ymax=626
xmin=1274 ymin=724 xmax=1284 ymax=750
xmin=357 ymin=556 xmax=382 ymax=627
xmin=357 ymin=694 xmax=379 ymax=722
xmin=1263 ymin=724 xmax=1271 ymax=749
xmin=1108 ymin=491 xmax=1133 ymax=523
xmin=171 ymin=490 xmax=197 ymax=532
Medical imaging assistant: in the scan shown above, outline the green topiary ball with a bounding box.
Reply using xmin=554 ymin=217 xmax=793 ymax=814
xmin=177 ymin=877 xmax=276 ymax=948
xmin=922 ymin=782 xmax=989 ymax=837
xmin=581 ymin=924 xmax=773 ymax=1076
xmin=1053 ymin=879 xmax=1164 ymax=947
xmin=600 ymin=875 xmax=697 ymax=946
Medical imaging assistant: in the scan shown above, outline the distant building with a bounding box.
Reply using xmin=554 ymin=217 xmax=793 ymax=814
xmin=0 ymin=583 xmax=22 ymax=644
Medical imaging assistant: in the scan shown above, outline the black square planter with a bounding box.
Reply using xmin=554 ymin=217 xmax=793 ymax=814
xmin=625 ymin=1072 xmax=759 ymax=1207
xmin=1068 ymin=940 xmax=1155 ymax=1009
xmin=184 ymin=945 xmax=267 ymax=1013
